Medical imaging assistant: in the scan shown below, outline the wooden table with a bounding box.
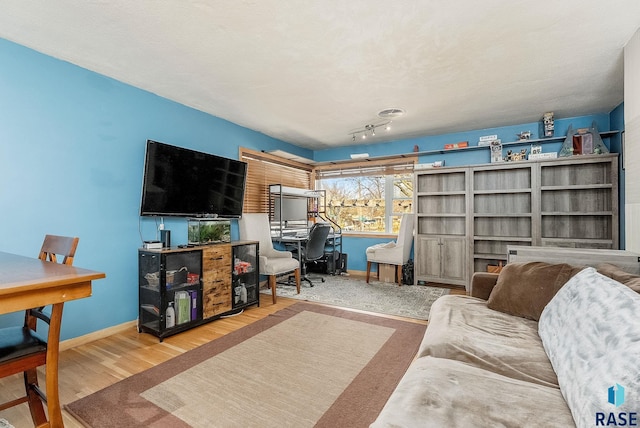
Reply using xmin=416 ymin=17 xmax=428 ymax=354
xmin=0 ymin=251 xmax=105 ymax=428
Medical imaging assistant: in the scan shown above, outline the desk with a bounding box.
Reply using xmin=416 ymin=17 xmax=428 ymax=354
xmin=0 ymin=252 xmax=105 ymax=428
xmin=272 ymin=235 xmax=307 ymax=271
xmin=272 ymin=233 xmax=344 ymax=275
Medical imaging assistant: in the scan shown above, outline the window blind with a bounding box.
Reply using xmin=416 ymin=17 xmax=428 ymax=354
xmin=240 ymin=148 xmax=313 ymax=213
xmin=314 ymin=157 xmax=416 ymax=180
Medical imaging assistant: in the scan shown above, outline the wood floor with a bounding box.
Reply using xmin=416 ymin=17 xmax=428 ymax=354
xmin=0 ymin=282 xmax=464 ymax=427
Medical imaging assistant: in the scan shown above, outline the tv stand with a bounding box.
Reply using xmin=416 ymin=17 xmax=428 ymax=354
xmin=138 ymin=240 xmax=259 ymax=341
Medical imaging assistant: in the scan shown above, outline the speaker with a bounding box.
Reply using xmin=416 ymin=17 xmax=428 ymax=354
xmin=160 ymin=230 xmax=171 ymax=248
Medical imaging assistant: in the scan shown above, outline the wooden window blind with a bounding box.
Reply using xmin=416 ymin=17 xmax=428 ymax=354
xmin=240 ymin=148 xmax=313 ymax=213
xmin=314 ymin=157 xmax=417 ymax=180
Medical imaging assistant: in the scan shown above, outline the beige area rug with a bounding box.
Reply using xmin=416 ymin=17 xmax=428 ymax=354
xmin=264 ymin=274 xmax=450 ymax=320
xmin=65 ymin=302 xmax=427 ymax=428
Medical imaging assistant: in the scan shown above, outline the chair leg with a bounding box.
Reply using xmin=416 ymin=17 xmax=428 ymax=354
xmin=269 ymin=275 xmax=277 ymax=304
xmin=24 ymin=368 xmax=47 ymax=426
xmin=294 ymin=268 xmax=301 ymax=294
xmin=396 ymin=264 xmax=403 ymax=286
xmin=366 ymin=261 xmax=372 ymax=283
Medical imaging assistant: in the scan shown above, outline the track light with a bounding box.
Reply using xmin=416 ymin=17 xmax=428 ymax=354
xmin=349 ymin=120 xmax=392 ymax=142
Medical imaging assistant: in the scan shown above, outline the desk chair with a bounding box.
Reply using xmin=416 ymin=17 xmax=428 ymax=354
xmin=366 ymin=213 xmax=414 ymax=286
xmin=0 ymin=235 xmax=79 ymax=426
xmin=293 ymin=222 xmax=332 ymax=287
xmin=239 ymin=213 xmax=301 ymax=304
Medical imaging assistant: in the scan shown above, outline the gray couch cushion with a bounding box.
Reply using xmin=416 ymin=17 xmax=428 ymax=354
xmin=370 ymin=356 xmax=574 ymax=428
xmin=418 ymin=294 xmax=559 ymax=387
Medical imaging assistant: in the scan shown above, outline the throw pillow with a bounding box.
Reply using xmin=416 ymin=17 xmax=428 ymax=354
xmin=538 ymin=267 xmax=640 ymax=428
xmin=596 ymin=263 xmax=640 ymax=293
xmin=486 ymin=261 xmax=582 ymax=321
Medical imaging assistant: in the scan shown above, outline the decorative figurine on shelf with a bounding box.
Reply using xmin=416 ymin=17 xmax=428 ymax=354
xmin=504 ymin=150 xmax=514 ymax=161
xmin=516 ymin=131 xmax=531 ymax=141
xmin=505 ymin=148 xmax=528 ymax=162
xmin=490 ymin=140 xmax=503 ymax=163
xmin=519 ymin=148 xmax=528 ymax=160
xmin=542 ymin=112 xmax=555 ymax=138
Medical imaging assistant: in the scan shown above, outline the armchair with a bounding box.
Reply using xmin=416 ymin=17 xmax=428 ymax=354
xmin=366 ymin=213 xmax=414 ymax=286
xmin=239 ymin=213 xmax=301 ymax=304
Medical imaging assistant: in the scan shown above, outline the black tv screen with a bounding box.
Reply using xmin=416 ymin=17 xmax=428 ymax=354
xmin=140 ymin=140 xmax=247 ymax=218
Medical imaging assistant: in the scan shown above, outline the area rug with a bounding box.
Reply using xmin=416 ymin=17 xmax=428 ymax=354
xmin=263 ymin=274 xmax=449 ymax=320
xmin=65 ymin=302 xmax=427 ymax=428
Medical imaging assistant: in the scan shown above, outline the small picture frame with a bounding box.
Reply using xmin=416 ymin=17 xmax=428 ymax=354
xmin=530 ymin=145 xmax=542 ymax=155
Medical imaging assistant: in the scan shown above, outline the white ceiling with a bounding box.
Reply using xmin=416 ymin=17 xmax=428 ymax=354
xmin=1 ymin=1 xmax=639 ymax=150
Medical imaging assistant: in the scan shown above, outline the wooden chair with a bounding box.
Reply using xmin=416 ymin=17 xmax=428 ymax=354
xmin=0 ymin=235 xmax=79 ymax=426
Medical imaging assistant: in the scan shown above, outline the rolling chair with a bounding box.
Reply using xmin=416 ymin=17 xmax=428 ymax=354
xmin=292 ymin=222 xmax=332 ymax=287
xmin=0 ymin=234 xmax=79 ymax=427
xmin=238 ymin=213 xmax=301 ymax=304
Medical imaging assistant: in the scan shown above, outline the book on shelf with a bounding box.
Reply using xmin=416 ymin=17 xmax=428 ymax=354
xmin=444 ymin=141 xmax=468 ymax=150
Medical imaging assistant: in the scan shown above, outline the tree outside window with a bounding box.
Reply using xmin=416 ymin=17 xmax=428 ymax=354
xmin=318 ymin=173 xmax=412 ymax=233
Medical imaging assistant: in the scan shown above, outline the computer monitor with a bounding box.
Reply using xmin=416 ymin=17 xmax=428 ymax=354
xmin=273 ymin=197 xmax=308 ymax=222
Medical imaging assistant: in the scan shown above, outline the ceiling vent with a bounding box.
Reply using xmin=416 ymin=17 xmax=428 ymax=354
xmin=377 ymin=108 xmax=405 ymax=118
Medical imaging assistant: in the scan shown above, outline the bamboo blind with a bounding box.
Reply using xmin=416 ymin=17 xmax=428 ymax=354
xmin=240 ymin=148 xmax=313 ymax=213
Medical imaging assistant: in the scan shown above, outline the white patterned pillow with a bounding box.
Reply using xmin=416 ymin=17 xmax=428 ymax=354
xmin=539 ymin=267 xmax=640 ymax=428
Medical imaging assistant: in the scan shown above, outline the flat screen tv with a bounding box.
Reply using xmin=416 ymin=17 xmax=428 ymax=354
xmin=140 ymin=140 xmax=247 ymax=218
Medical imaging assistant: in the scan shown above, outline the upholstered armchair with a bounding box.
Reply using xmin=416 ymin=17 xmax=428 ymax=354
xmin=239 ymin=213 xmax=301 ymax=303
xmin=366 ymin=213 xmax=414 ymax=286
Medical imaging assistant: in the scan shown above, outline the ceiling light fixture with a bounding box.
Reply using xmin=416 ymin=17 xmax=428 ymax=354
xmin=377 ymin=108 xmax=405 ymax=119
xmin=349 ymin=120 xmax=392 ymax=141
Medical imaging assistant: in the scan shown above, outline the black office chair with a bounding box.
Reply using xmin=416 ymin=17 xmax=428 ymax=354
xmin=293 ymin=222 xmax=332 ymax=287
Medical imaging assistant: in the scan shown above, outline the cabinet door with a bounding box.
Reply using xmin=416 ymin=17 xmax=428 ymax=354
xmin=415 ymin=236 xmax=442 ymax=278
xmin=202 ymin=245 xmax=232 ymax=319
xmin=232 ymin=243 xmax=259 ymax=308
xmin=441 ymin=237 xmax=466 ymax=281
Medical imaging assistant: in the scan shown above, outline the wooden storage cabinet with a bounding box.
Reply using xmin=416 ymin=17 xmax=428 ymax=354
xmin=415 ymin=235 xmax=466 ymax=285
xmin=413 ymin=154 xmax=618 ymax=290
xmin=414 ymin=168 xmax=468 ymax=286
xmin=138 ymin=241 xmax=259 ymax=341
xmin=472 ymin=164 xmax=535 ymax=274
xmin=539 ymin=156 xmax=618 ymax=248
xmin=202 ymin=245 xmax=232 ymax=319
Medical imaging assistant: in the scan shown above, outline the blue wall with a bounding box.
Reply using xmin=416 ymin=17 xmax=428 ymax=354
xmin=317 ymin=112 xmax=620 ymax=271
xmin=0 ymin=36 xmax=624 ymax=339
xmin=315 ymin=114 xmax=613 ymax=165
xmin=0 ymin=38 xmax=310 ymax=339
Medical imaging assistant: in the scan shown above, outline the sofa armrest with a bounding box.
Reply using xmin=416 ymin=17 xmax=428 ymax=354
xmin=470 ymin=272 xmax=499 ymax=300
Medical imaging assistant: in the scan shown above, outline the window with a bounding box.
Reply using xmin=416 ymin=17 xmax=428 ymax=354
xmin=315 ymin=158 xmax=415 ymax=233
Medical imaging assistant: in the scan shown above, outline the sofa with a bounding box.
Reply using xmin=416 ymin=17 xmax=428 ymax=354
xmin=371 ymin=261 xmax=640 ymax=428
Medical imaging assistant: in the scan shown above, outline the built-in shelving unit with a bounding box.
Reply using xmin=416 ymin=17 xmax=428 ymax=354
xmin=414 ymin=153 xmax=619 ymax=290
xmin=414 ymin=168 xmax=468 ymax=287
xmin=471 ymin=162 xmax=536 ymax=275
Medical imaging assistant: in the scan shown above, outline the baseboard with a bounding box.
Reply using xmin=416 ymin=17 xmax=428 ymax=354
xmin=60 ymin=320 xmax=137 ymax=351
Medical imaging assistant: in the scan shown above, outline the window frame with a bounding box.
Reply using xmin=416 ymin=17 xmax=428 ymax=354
xmin=314 ymin=156 xmax=416 ymax=235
